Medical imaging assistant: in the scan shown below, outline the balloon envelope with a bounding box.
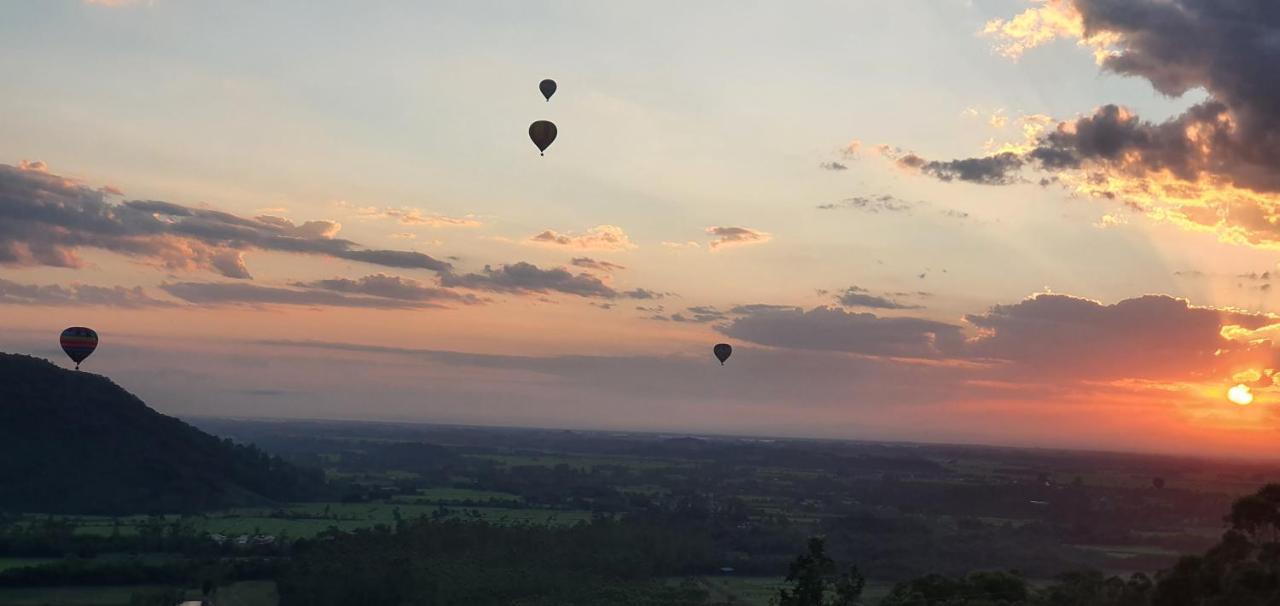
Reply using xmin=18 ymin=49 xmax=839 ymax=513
xmin=529 ymin=120 xmax=557 ymax=155
xmin=60 ymin=327 xmax=98 ymax=369
xmin=539 ymin=79 xmax=557 ymax=101
xmin=713 ymin=343 xmax=732 ymax=365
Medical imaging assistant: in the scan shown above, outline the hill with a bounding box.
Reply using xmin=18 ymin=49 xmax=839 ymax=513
xmin=0 ymin=353 xmax=324 ymax=514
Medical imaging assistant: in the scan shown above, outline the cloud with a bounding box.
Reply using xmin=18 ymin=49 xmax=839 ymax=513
xmin=160 ymin=281 xmax=457 ymax=310
xmin=292 ymin=274 xmax=483 ymax=304
xmin=622 ymin=288 xmax=667 ymax=300
xmin=981 ymin=0 xmax=1117 ymax=61
xmin=728 ymin=304 xmax=803 ymax=315
xmin=817 ymin=194 xmax=916 ymax=213
xmin=570 ymin=257 xmax=627 ymax=272
xmin=527 ymin=225 xmax=636 ymax=251
xmin=719 ymin=291 xmax=1280 ymax=387
xmin=964 ymin=293 xmax=1275 ymax=381
xmin=661 ymin=241 xmax=700 ymax=249
xmin=721 ymin=306 xmax=966 ymax=358
xmin=440 ymin=261 xmax=655 ymax=300
xmin=651 ymin=305 xmax=729 ymax=323
xmin=0 ymin=278 xmax=173 ymax=308
xmin=819 ymin=161 xmax=848 ymax=171
xmin=705 ymin=226 xmax=772 ymax=250
xmin=0 ymin=163 xmax=452 ymax=278
xmin=348 ymin=205 xmax=482 ymax=228
xmin=905 ymin=0 xmax=1280 ymax=246
xmin=894 ymin=151 xmax=1025 ymax=185
xmin=835 ymin=286 xmax=922 ymax=310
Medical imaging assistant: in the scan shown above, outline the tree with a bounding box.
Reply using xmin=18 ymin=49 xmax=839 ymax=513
xmin=776 ymin=537 xmax=864 ymax=606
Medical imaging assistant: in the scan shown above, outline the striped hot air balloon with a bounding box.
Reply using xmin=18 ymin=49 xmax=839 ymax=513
xmin=60 ymin=327 xmax=98 ymax=370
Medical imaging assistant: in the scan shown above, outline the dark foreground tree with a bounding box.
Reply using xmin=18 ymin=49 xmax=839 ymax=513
xmin=776 ymin=537 xmax=865 ymax=606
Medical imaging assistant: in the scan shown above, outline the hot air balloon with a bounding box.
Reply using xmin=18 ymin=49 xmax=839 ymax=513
xmin=60 ymin=327 xmax=98 ymax=370
xmin=713 ymin=343 xmax=732 ymax=366
xmin=539 ymin=79 xmax=557 ymax=101
xmin=529 ymin=120 xmax=557 ymax=156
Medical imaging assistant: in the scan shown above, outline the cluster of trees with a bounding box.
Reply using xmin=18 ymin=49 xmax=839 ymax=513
xmin=0 ymin=515 xmax=291 ymax=559
xmin=779 ymin=483 xmax=1280 ymax=605
xmin=277 ymin=516 xmax=723 ymax=606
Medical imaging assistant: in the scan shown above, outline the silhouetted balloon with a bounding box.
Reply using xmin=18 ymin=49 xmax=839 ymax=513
xmin=539 ymin=79 xmax=557 ymax=101
xmin=529 ymin=120 xmax=557 ymax=156
xmin=713 ymin=343 xmax=732 ymax=366
xmin=60 ymin=327 xmax=98 ymax=370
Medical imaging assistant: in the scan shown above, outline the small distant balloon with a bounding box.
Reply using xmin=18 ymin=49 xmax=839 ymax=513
xmin=60 ymin=327 xmax=98 ymax=370
xmin=713 ymin=343 xmax=732 ymax=366
xmin=539 ymin=79 xmax=557 ymax=101
xmin=529 ymin=120 xmax=557 ymax=156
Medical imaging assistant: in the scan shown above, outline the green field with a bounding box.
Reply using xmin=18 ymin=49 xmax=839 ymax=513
xmin=390 ymin=487 xmax=524 ymax=503
xmin=697 ymin=576 xmax=784 ymax=605
xmin=12 ymin=501 xmax=596 ymax=539
xmin=468 ymin=453 xmax=689 ymax=471
xmin=0 ymin=581 xmax=278 ymax=606
xmin=214 ymin=580 xmax=278 ymax=606
xmin=0 ymin=557 xmax=58 ymax=572
xmin=0 ymin=584 xmax=167 ymax=606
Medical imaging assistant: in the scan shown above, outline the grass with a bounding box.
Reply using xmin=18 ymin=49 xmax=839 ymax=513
xmin=468 ymin=453 xmax=688 ymax=471
xmin=0 ymin=584 xmax=168 ymax=605
xmin=11 ymin=501 xmax=597 ymax=539
xmin=0 ymin=557 xmax=58 ymax=572
xmin=215 ymin=580 xmax=278 ymax=606
xmin=390 ymin=487 xmax=524 ymax=503
xmin=697 ymin=576 xmax=784 ymax=605
xmin=1072 ymin=544 xmax=1182 ymax=558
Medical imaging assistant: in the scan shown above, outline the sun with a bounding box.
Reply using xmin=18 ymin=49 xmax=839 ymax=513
xmin=1227 ymin=384 xmax=1254 ymax=406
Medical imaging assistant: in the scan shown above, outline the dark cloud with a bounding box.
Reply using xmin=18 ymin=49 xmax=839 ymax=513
xmin=898 ymin=152 xmax=1025 ymax=185
xmin=440 ymin=262 xmax=655 ymax=300
xmin=835 ymin=286 xmax=921 ymax=310
xmin=965 ymin=293 xmax=1274 ymax=380
xmin=0 ymin=278 xmax=173 ymax=308
xmin=160 ymin=281 xmax=452 ymax=309
xmin=650 ymin=305 xmax=729 ymax=323
xmin=817 ymin=194 xmax=916 ymax=213
xmin=727 ymin=304 xmax=803 ymax=315
xmin=905 ymin=1 xmax=1280 ymax=242
xmin=622 ymin=288 xmax=667 ymax=300
xmin=721 ymin=306 xmax=965 ymax=358
xmin=720 ymin=292 xmax=1280 ymax=385
xmin=819 ymin=161 xmax=848 ymax=171
xmin=292 ymin=274 xmax=482 ymax=304
xmin=570 ymin=257 xmax=627 ymax=272
xmin=0 ymin=163 xmax=451 ymax=278
xmin=705 ymin=226 xmax=772 ymax=249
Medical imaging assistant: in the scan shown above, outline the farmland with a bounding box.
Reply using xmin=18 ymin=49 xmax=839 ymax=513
xmin=2 ymin=418 xmax=1278 ymax=604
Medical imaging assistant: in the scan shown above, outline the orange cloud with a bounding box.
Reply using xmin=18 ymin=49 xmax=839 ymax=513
xmin=527 ymin=225 xmax=636 ymax=251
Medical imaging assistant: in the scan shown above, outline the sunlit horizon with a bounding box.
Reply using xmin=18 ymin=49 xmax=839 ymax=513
xmin=5 ymin=0 xmax=1280 ymax=459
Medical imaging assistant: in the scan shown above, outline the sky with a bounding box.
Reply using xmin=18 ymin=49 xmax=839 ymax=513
xmin=5 ymin=0 xmax=1280 ymax=457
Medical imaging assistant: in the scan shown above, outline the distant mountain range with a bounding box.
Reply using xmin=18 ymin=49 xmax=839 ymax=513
xmin=0 ymin=353 xmax=324 ymax=514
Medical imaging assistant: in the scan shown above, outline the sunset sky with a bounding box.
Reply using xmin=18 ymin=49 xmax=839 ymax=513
xmin=5 ymin=0 xmax=1280 ymax=457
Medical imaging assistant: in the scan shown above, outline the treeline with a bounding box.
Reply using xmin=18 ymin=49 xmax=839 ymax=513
xmin=860 ymin=483 xmax=1280 ymax=605
xmin=0 ymin=557 xmax=280 ymax=588
xmin=0 ymin=515 xmax=292 ymax=559
xmin=277 ymin=516 xmax=725 ymax=606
